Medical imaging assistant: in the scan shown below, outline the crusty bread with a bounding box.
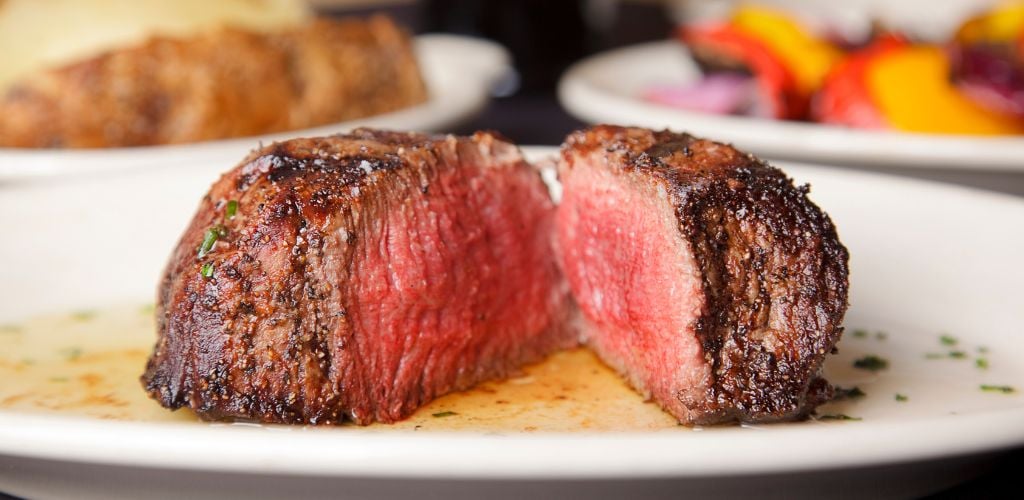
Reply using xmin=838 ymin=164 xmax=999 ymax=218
xmin=0 ymin=16 xmax=427 ymax=148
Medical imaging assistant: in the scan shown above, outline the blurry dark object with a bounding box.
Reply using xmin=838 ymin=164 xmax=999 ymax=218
xmin=423 ymin=0 xmax=586 ymax=92
xmin=0 ymin=16 xmax=425 ymax=148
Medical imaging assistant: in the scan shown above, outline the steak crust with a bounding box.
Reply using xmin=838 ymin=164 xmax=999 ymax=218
xmin=142 ymin=128 xmax=574 ymax=424
xmin=559 ymin=125 xmax=849 ymax=424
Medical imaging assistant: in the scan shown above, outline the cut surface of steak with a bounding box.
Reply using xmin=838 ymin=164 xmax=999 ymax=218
xmin=142 ymin=129 xmax=574 ymax=425
xmin=556 ymin=125 xmax=849 ymax=424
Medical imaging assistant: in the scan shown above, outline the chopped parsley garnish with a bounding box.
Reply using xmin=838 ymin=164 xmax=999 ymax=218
xmin=924 ymin=353 xmax=944 ymax=359
xmin=978 ymin=346 xmax=990 ymax=354
xmin=895 ymin=394 xmax=908 ymax=402
xmin=939 ymin=334 xmax=958 ymax=346
xmin=851 ymin=329 xmax=868 ymax=338
xmin=819 ymin=414 xmax=862 ymax=421
xmin=60 ymin=347 xmax=83 ymax=361
xmin=200 ymin=263 xmax=215 ymax=279
xmin=980 ymin=385 xmax=1015 ymax=394
xmin=948 ymin=350 xmax=967 ymax=359
xmin=834 ymin=386 xmax=866 ymax=399
xmin=976 ymin=358 xmax=989 ymax=370
xmin=431 ymin=411 xmax=458 ymax=418
xmin=197 ymin=225 xmax=227 ymax=258
xmin=225 ymin=200 xmax=238 ymax=219
xmin=875 ymin=331 xmax=888 ymax=341
xmin=853 ymin=355 xmax=889 ymax=372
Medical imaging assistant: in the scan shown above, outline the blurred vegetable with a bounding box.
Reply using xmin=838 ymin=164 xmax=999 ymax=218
xmin=728 ymin=7 xmax=841 ymax=95
xmin=643 ymin=73 xmax=755 ymax=115
xmin=872 ymin=46 xmax=1024 ymax=134
xmin=954 ymin=3 xmax=1024 ymax=44
xmin=813 ymin=35 xmax=905 ymax=129
xmin=949 ymin=3 xmax=1024 ymax=118
xmin=819 ymin=40 xmax=1024 ymax=134
xmin=680 ymin=22 xmax=801 ymax=118
xmin=679 ymin=7 xmax=840 ymax=119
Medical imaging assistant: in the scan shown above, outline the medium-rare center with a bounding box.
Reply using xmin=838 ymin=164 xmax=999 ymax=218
xmin=142 ymin=129 xmax=575 ymax=425
xmin=555 ymin=125 xmax=849 ymax=424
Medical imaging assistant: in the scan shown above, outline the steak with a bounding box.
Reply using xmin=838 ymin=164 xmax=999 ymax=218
xmin=141 ymin=129 xmax=575 ymax=425
xmin=555 ymin=125 xmax=849 ymax=424
xmin=0 ymin=16 xmax=426 ymax=148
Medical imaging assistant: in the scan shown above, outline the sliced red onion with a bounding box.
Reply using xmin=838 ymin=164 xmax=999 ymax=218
xmin=950 ymin=43 xmax=1024 ymax=118
xmin=643 ymin=73 xmax=755 ymax=115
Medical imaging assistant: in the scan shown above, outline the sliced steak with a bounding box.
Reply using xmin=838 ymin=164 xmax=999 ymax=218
xmin=556 ymin=125 xmax=849 ymax=424
xmin=142 ymin=129 xmax=575 ymax=425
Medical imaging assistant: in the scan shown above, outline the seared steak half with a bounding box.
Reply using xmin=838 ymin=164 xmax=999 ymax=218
xmin=142 ymin=129 xmax=574 ymax=424
xmin=556 ymin=126 xmax=849 ymax=424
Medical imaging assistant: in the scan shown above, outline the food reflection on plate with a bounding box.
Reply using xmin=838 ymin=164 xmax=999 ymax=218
xmin=646 ymin=3 xmax=1024 ymax=135
xmin=0 ymin=0 xmax=426 ymax=148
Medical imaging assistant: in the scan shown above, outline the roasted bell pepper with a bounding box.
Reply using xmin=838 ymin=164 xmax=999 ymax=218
xmin=813 ymin=35 xmax=906 ymax=129
xmin=680 ymin=23 xmax=803 ymax=119
xmin=815 ymin=36 xmax=1024 ymax=135
xmin=679 ymin=7 xmax=840 ymax=120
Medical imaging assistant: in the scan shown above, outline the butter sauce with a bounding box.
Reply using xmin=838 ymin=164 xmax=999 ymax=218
xmin=0 ymin=305 xmax=679 ymax=431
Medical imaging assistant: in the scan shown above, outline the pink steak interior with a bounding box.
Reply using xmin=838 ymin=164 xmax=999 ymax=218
xmin=342 ymin=156 xmax=568 ymax=423
xmin=556 ymin=154 xmax=709 ymax=420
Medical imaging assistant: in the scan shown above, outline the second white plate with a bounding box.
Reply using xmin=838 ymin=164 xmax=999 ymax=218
xmin=559 ymin=41 xmax=1024 ymax=171
xmin=0 ymin=34 xmax=510 ymax=182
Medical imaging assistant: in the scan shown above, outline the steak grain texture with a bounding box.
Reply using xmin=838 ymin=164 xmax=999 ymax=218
xmin=556 ymin=125 xmax=849 ymax=424
xmin=142 ymin=129 xmax=574 ymax=425
xmin=0 ymin=16 xmax=426 ymax=148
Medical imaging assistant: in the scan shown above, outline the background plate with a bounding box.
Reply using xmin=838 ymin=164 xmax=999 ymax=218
xmin=558 ymin=41 xmax=1024 ymax=171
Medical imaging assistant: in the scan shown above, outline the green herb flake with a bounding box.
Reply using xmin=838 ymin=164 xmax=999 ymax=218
xmin=71 ymin=310 xmax=96 ymax=321
xmin=924 ymin=353 xmax=945 ymax=360
xmin=975 ymin=358 xmax=989 ymax=370
xmin=834 ymin=386 xmax=866 ymax=399
xmin=431 ymin=411 xmax=458 ymax=418
xmin=225 ymin=200 xmax=239 ymax=219
xmin=939 ymin=334 xmax=958 ymax=346
xmin=875 ymin=331 xmax=888 ymax=341
xmin=60 ymin=347 xmax=83 ymax=361
xmin=819 ymin=414 xmax=862 ymax=421
xmin=977 ymin=346 xmax=990 ymax=354
xmin=948 ymin=350 xmax=967 ymax=360
xmin=200 ymin=263 xmax=215 ymax=279
xmin=895 ymin=394 xmax=908 ymax=402
xmin=49 ymin=376 xmax=69 ymax=383
xmin=851 ymin=329 xmax=868 ymax=339
xmin=980 ymin=385 xmax=1015 ymax=394
xmin=853 ymin=355 xmax=889 ymax=372
xmin=197 ymin=225 xmax=227 ymax=258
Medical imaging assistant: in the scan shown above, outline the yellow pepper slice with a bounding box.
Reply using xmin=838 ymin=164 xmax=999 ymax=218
xmin=867 ymin=45 xmax=1024 ymax=135
xmin=729 ymin=6 xmax=841 ymax=94
xmin=955 ymin=3 xmax=1024 ymax=44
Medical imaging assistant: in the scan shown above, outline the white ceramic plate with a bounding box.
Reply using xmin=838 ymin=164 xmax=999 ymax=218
xmin=1 ymin=148 xmax=1022 ymax=499
xmin=559 ymin=41 xmax=1024 ymax=171
xmin=0 ymin=34 xmax=510 ymax=182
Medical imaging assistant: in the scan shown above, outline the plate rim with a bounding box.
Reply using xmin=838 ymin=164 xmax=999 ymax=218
xmin=2 ymin=152 xmax=1024 ymax=479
